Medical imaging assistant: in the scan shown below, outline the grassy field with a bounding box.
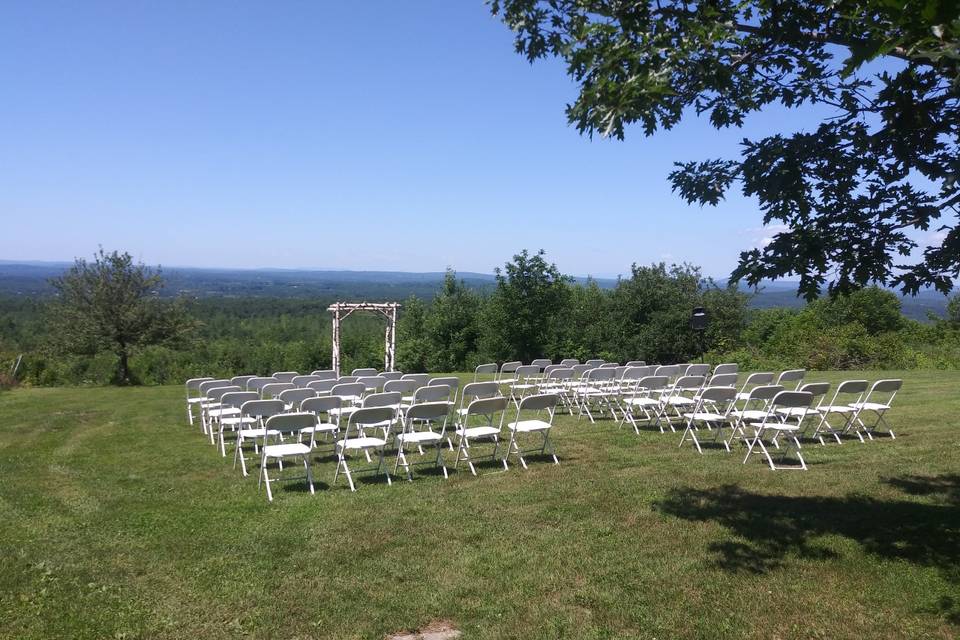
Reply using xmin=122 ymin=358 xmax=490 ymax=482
xmin=1 ymin=371 xmax=958 ymax=639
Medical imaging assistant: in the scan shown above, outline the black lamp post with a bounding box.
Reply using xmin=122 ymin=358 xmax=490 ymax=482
xmin=690 ymin=306 xmax=708 ymax=362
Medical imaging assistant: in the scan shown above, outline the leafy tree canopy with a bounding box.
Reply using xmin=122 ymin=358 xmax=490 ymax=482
xmin=47 ymin=249 xmax=194 ymax=384
xmin=489 ymin=0 xmax=960 ymax=299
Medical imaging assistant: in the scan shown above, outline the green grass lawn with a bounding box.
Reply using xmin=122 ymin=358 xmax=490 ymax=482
xmin=1 ymin=371 xmax=958 ymax=639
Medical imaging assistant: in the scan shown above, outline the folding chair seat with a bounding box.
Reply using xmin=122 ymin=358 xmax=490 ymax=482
xmin=299 ymin=396 xmax=342 ymax=448
xmin=279 ymin=388 xmax=317 ymax=412
xmin=735 ymin=372 xmax=775 ymax=403
xmin=743 ymin=391 xmax=813 ymax=470
xmin=261 ymin=382 xmax=295 ymax=399
xmin=473 ymin=363 xmax=498 ymax=382
xmin=497 ymin=361 xmax=522 ymax=385
xmin=394 ymin=402 xmax=451 ymax=480
xmin=810 ymin=380 xmax=868 ymax=444
xmin=217 ymin=391 xmax=259 ymax=456
xmin=351 ymin=368 xmax=378 ymax=377
xmin=310 ymin=369 xmax=338 ymax=380
xmin=307 ymin=379 xmax=338 ymax=395
xmin=850 ymin=379 xmax=901 ymax=440
xmin=713 ymin=363 xmax=738 ymax=375
xmin=334 ymin=406 xmax=396 ymax=491
xmin=259 ymin=413 xmax=317 ymax=501
xmin=272 ymin=371 xmax=299 ymax=383
xmin=454 ymin=396 xmax=509 ymax=475
xmin=234 ymin=399 xmax=285 ymax=477
xmin=506 ymin=394 xmax=560 ymax=468
xmin=680 ymin=386 xmax=737 ymax=453
xmin=185 ymin=377 xmax=213 ymax=426
xmin=380 ymin=371 xmax=404 ymax=382
xmin=726 ymin=384 xmax=785 ymax=449
xmin=776 ymin=369 xmax=806 ymax=390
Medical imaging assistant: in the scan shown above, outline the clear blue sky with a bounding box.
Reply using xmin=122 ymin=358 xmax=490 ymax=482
xmin=0 ymin=1 xmax=867 ymax=278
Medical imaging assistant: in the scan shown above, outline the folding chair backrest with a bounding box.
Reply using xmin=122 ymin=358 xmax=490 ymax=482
xmin=402 ymin=373 xmax=431 ymax=387
xmin=777 ymin=369 xmax=806 ymax=388
xmin=771 ymin=390 xmax=813 ymax=410
xmin=739 ymin=372 xmax=774 ymax=395
xmin=221 ymin=391 xmax=258 ymax=410
xmin=380 ymin=371 xmax=404 ymax=382
xmin=261 ymin=383 xmax=295 ymax=399
xmin=547 ymin=367 xmax=573 ymax=380
xmin=310 ymin=369 xmax=338 ymax=380
xmin=357 ymin=376 xmax=387 ymax=393
xmin=279 ymin=388 xmax=317 ymax=409
xmin=654 ymin=365 xmax=681 ymax=378
xmin=748 ymin=384 xmax=784 ymax=402
xmin=530 ymin=359 xmax=552 ymax=370
xmin=461 ymin=381 xmax=500 ymax=401
xmin=331 ymin=382 xmax=366 ymax=399
xmin=240 ymin=399 xmax=285 ymax=420
xmin=638 ymin=375 xmax=669 ymax=391
xmin=799 ymin=382 xmax=830 ymax=406
xmin=414 ymin=384 xmax=450 ymax=403
xmin=615 ymin=366 xmax=629 ymax=379
xmin=713 ymin=363 xmax=738 ymax=375
xmin=405 ymin=401 xmax=451 ymax=425
xmin=622 ymin=366 xmax=652 ymax=380
xmin=685 ymin=364 xmax=710 ymax=377
xmin=292 ymin=375 xmax=322 ymax=388
xmin=199 ymin=379 xmax=231 ymax=396
xmin=209 ymin=385 xmax=242 ymax=402
xmin=699 ymin=386 xmax=737 ymax=404
xmin=599 ymin=362 xmax=620 ymax=369
xmin=466 ymin=396 xmax=509 ymax=417
xmin=499 ymin=361 xmax=522 ymax=379
xmin=430 ymin=376 xmax=460 ymax=396
xmin=517 ymin=393 xmax=559 ymax=412
xmin=337 ymin=375 xmax=359 ymax=384
xmin=474 ymin=363 xmax=498 ymax=380
xmin=307 ymin=379 xmax=338 ymax=394
xmin=384 ymin=379 xmax=417 ymax=394
xmin=584 ymin=359 xmax=604 ymax=368
xmin=265 ymin=412 xmax=316 ymax=436
xmin=247 ymin=377 xmax=278 ymax=392
xmin=345 ymin=406 xmax=396 ymax=438
xmin=560 ymin=358 xmax=580 ymax=366
xmin=231 ymin=375 xmax=256 ymax=389
xmin=833 ymin=379 xmax=868 ymax=403
xmin=352 ymin=368 xmax=378 ymax=377
xmin=587 ymin=367 xmax=616 ymax=381
xmin=708 ymin=373 xmax=738 ymax=387
xmin=272 ymin=372 xmax=298 ymax=383
xmin=543 ymin=364 xmax=562 ymax=376
xmin=864 ymin=379 xmax=902 ymax=405
xmin=362 ymin=391 xmax=402 ymax=408
xmin=571 ymin=364 xmax=592 ymax=378
xmin=301 ymin=395 xmax=342 ymax=416
xmin=674 ymin=375 xmax=706 ymax=390
xmin=186 ymin=377 xmax=213 ymax=395
xmin=515 ymin=365 xmax=541 ymax=380
xmin=625 ymin=360 xmax=646 ymax=367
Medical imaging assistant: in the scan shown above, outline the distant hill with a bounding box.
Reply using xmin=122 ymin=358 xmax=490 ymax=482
xmin=0 ymin=261 xmax=950 ymax=320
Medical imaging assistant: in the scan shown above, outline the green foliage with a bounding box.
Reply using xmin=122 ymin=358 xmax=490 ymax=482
xmin=490 ymin=1 xmax=960 ymax=298
xmin=46 ymin=249 xmax=195 ymax=384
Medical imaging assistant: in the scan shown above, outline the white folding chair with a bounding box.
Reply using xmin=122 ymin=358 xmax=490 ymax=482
xmin=203 ymin=385 xmax=242 ymax=443
xmin=575 ymin=368 xmax=618 ymax=423
xmin=505 ymin=394 xmax=560 ymax=468
xmin=679 ymin=386 xmax=737 ymax=453
xmin=328 ymin=382 xmax=366 ymax=422
xmin=394 ymin=402 xmax=451 ymax=480
xmin=508 ymin=365 xmax=541 ymax=409
xmin=851 ymin=379 xmax=901 ymax=440
xmin=185 ymin=377 xmax=213 ymax=426
xmin=230 ymin=375 xmax=256 ymax=390
xmin=453 ymin=396 xmax=509 ymax=476
xmin=333 ymin=406 xmax=396 ymax=491
xmin=620 ymin=375 xmax=670 ymax=433
xmin=217 ymin=391 xmax=259 ymax=456
xmin=743 ymin=391 xmax=813 ymax=470
xmin=810 ymin=379 xmax=868 ymax=444
xmin=726 ymin=384 xmax=784 ymax=449
xmin=497 ymin=361 xmax=522 ymax=385
xmin=776 ymin=369 xmax=806 ymax=390
xmin=473 ymin=363 xmax=498 ymax=382
xmin=197 ymin=379 xmax=231 ymax=434
xmin=307 ymin=379 xmax=338 ymax=395
xmin=234 ymin=399 xmax=285 ymax=477
xmin=735 ymin=372 xmax=775 ymax=403
xmin=299 ymin=396 xmax=342 ymax=450
xmin=658 ymin=375 xmax=707 ymax=431
xmin=777 ymin=381 xmax=829 ymax=440
xmin=258 ymin=413 xmax=316 ymax=501
xmin=530 ymin=358 xmax=552 ymax=371
xmin=261 ymin=382 xmax=295 ymax=399
xmin=429 ymin=376 xmax=460 ymax=407
xmin=279 ymin=388 xmax=317 ymax=412
xmin=246 ymin=376 xmax=277 ymax=392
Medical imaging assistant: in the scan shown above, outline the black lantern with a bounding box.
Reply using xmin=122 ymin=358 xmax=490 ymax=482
xmin=690 ymin=307 xmax=708 ymax=362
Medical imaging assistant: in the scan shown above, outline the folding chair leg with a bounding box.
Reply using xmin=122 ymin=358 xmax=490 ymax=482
xmin=303 ymin=456 xmax=315 ymax=495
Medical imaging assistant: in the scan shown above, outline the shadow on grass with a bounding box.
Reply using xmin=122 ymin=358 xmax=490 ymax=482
xmin=655 ymin=474 xmax=960 ymax=624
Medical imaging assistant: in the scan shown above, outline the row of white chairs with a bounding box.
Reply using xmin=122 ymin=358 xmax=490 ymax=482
xmin=185 ymin=374 xmax=563 ymax=500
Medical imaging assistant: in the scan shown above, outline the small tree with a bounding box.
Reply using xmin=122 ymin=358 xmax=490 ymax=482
xmin=48 ymin=249 xmax=194 ymax=385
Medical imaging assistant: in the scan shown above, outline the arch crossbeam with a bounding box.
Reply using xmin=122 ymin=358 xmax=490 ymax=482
xmin=327 ymin=302 xmax=400 ymax=375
